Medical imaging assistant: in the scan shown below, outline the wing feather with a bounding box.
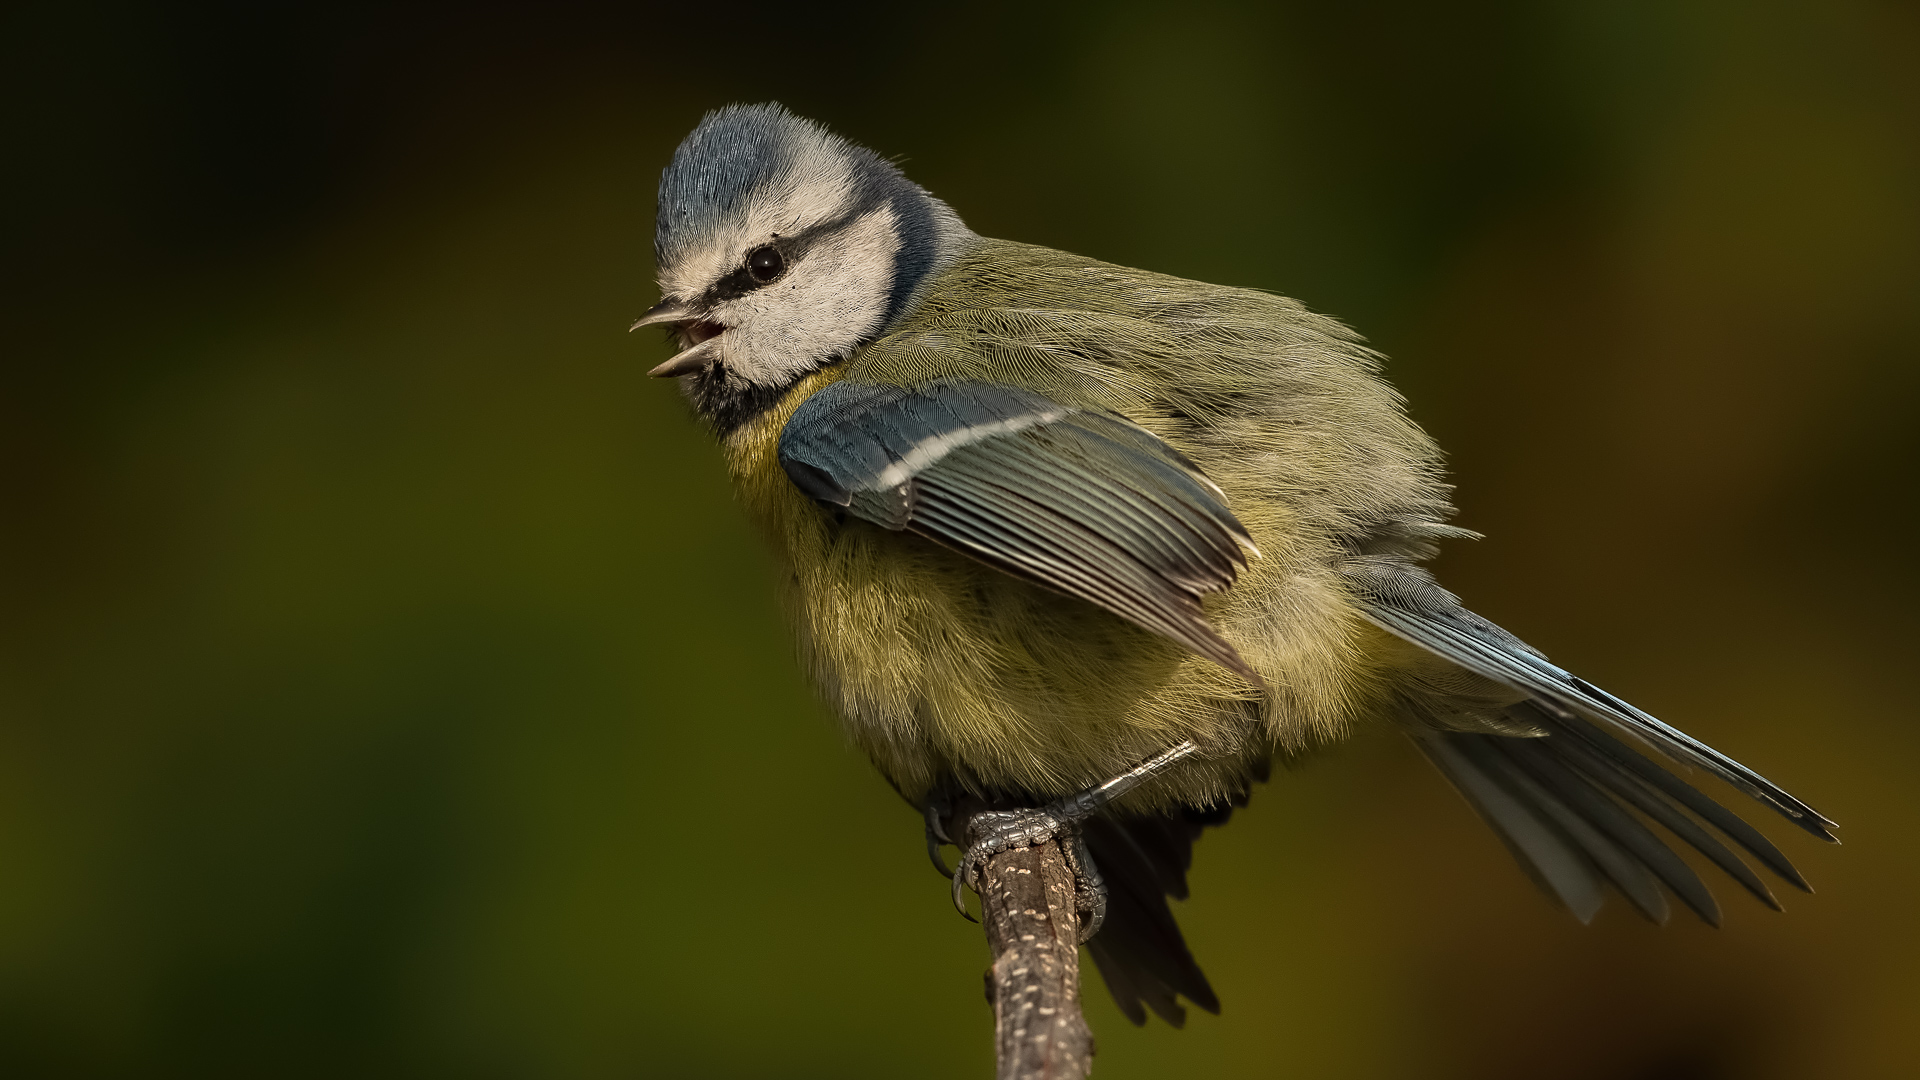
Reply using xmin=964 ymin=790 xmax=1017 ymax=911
xmin=780 ymin=379 xmax=1259 ymax=681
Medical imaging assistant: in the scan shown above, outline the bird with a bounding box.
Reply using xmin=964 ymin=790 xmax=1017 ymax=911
xmin=634 ymin=102 xmax=1836 ymax=1028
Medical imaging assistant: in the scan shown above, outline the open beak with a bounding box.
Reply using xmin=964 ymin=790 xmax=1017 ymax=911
xmin=629 ymin=299 xmax=693 ymax=331
xmin=631 ymin=299 xmax=724 ymax=378
xmin=649 ymin=337 xmax=719 ymax=378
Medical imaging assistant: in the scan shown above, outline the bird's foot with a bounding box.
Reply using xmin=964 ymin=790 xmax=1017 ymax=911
xmin=953 ymin=806 xmax=1109 ymax=942
xmin=947 ymin=740 xmax=1201 ymax=944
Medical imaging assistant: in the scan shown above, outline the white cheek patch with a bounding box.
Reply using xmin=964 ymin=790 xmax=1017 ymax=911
xmin=717 ymin=203 xmax=901 ymax=387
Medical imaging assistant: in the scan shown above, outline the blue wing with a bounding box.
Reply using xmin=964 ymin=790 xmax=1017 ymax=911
xmin=778 ymin=379 xmax=1260 ymax=682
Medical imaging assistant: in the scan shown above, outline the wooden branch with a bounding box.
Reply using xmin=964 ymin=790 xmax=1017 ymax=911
xmin=971 ymin=823 xmax=1095 ymax=1079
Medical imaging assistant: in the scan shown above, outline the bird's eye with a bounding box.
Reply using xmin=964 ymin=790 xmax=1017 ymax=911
xmin=746 ymin=245 xmax=785 ymax=284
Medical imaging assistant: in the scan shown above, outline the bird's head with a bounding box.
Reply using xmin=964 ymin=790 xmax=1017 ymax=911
xmin=637 ymin=103 xmax=973 ymax=429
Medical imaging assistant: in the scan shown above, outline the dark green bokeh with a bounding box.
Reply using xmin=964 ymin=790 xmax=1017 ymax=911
xmin=4 ymin=1 xmax=1917 ymax=1076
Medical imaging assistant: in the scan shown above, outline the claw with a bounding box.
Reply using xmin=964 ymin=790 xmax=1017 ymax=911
xmin=928 ymin=831 xmax=953 ymax=879
xmin=1064 ymin=832 xmax=1107 ymax=944
xmin=925 ymin=798 xmax=954 ymax=845
xmin=951 ymin=863 xmax=978 ymax=922
xmin=924 ymin=798 xmax=954 ymax=878
xmin=1080 ymin=894 xmax=1106 ymax=943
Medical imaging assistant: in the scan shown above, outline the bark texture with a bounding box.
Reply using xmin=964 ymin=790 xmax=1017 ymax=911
xmin=974 ymin=832 xmax=1094 ymax=1079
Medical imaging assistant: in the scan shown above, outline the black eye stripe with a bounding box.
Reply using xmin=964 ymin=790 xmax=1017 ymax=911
xmin=709 ymin=270 xmax=766 ymax=301
xmin=699 ymin=201 xmax=871 ymax=305
xmin=706 ymin=243 xmax=791 ymax=301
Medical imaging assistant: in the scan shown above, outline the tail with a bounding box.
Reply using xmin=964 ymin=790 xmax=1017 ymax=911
xmin=1081 ymin=803 xmax=1234 ymax=1026
xmin=1346 ymin=555 xmax=1832 ymax=922
xmin=1413 ymin=700 xmax=1816 ymax=925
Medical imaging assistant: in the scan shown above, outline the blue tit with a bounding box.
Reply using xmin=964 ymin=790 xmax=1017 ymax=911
xmin=635 ymin=103 xmax=1835 ymax=1028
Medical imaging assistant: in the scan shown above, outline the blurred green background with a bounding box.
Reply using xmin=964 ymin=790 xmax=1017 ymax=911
xmin=4 ymin=1 xmax=1917 ymax=1077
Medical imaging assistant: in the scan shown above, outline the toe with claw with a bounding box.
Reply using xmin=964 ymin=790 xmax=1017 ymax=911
xmin=923 ymin=795 xmax=955 ymax=879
